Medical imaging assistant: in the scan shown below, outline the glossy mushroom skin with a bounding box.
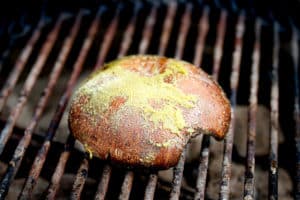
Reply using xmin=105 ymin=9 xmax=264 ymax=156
xmin=68 ymin=55 xmax=231 ymax=169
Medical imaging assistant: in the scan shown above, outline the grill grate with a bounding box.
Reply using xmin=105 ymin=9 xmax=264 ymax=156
xmin=0 ymin=1 xmax=299 ymax=199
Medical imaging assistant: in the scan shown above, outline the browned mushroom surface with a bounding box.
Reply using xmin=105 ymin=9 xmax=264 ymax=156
xmin=68 ymin=55 xmax=231 ymax=169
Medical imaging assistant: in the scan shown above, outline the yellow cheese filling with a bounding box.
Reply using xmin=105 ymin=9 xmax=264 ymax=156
xmin=75 ymin=56 xmax=197 ymax=134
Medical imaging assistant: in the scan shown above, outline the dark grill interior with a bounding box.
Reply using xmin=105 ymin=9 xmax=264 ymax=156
xmin=0 ymin=0 xmax=300 ymax=199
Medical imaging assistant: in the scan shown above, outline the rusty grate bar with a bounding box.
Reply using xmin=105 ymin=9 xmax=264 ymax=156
xmin=212 ymin=10 xmax=227 ymax=80
xmin=70 ymin=158 xmax=89 ymax=200
xmin=170 ymin=149 xmax=186 ymax=200
xmin=144 ymin=173 xmax=158 ymax=200
xmin=117 ymin=2 xmax=141 ymax=58
xmin=292 ymin=26 xmax=300 ymax=199
xmin=0 ymin=11 xmax=85 ymax=199
xmin=17 ymin=7 xmax=106 ymax=199
xmin=194 ymin=136 xmax=210 ymax=200
xmin=158 ymin=1 xmax=177 ymax=56
xmin=219 ymin=13 xmax=245 ymax=200
xmin=193 ymin=6 xmax=209 ymax=68
xmin=139 ymin=4 xmax=158 ymax=54
xmin=94 ymin=164 xmax=112 ymax=200
xmin=0 ymin=18 xmax=46 ymax=112
xmin=174 ymin=3 xmax=192 ymax=59
xmin=46 ymin=135 xmax=75 ymax=200
xmin=143 ymin=171 xmax=158 ymax=200
xmin=194 ymin=9 xmax=227 ymax=200
xmin=168 ymin=4 xmax=193 ymax=199
xmin=268 ymin=23 xmax=280 ymax=200
xmin=95 ymin=4 xmax=122 ymax=68
xmin=0 ymin=14 xmax=69 ymax=155
xmin=243 ymin=19 xmax=262 ymax=199
xmin=119 ymin=171 xmax=134 ymax=200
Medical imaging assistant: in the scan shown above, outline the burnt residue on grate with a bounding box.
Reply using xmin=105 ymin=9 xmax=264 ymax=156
xmin=0 ymin=0 xmax=299 ymax=200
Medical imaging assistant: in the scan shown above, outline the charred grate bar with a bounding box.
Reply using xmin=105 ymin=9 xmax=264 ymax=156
xmin=243 ymin=18 xmax=261 ymax=200
xmin=0 ymin=1 xmax=299 ymax=200
xmin=269 ymin=22 xmax=280 ymax=200
xmin=219 ymin=12 xmax=245 ymax=200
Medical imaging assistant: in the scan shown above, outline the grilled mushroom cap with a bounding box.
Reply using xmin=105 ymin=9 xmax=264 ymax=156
xmin=68 ymin=55 xmax=231 ymax=169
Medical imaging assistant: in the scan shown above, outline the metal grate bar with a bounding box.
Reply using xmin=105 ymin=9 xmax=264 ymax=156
xmin=170 ymin=149 xmax=186 ymax=200
xmin=219 ymin=13 xmax=245 ymax=200
xmin=243 ymin=19 xmax=262 ymax=200
xmin=169 ymin=4 xmax=193 ymax=199
xmin=144 ymin=173 xmax=158 ymax=200
xmin=268 ymin=23 xmax=280 ymax=200
xmin=143 ymin=173 xmax=157 ymax=200
xmin=194 ymin=136 xmax=210 ymax=200
xmin=174 ymin=3 xmax=192 ymax=59
xmin=0 ymin=18 xmax=46 ymax=112
xmin=194 ymin=9 xmax=227 ymax=200
xmin=94 ymin=164 xmax=112 ymax=200
xmin=158 ymin=1 xmax=177 ymax=56
xmin=292 ymin=26 xmax=300 ymax=199
xmin=95 ymin=4 xmax=122 ymax=68
xmin=70 ymin=158 xmax=89 ymax=200
xmin=212 ymin=10 xmax=227 ymax=80
xmin=17 ymin=7 xmax=106 ymax=199
xmin=0 ymin=11 xmax=85 ymax=200
xmin=193 ymin=6 xmax=209 ymax=68
xmin=117 ymin=3 xmax=141 ymax=58
xmin=46 ymin=135 xmax=75 ymax=200
xmin=119 ymin=171 xmax=135 ymax=200
xmin=0 ymin=14 xmax=69 ymax=155
xmin=139 ymin=5 xmax=158 ymax=54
